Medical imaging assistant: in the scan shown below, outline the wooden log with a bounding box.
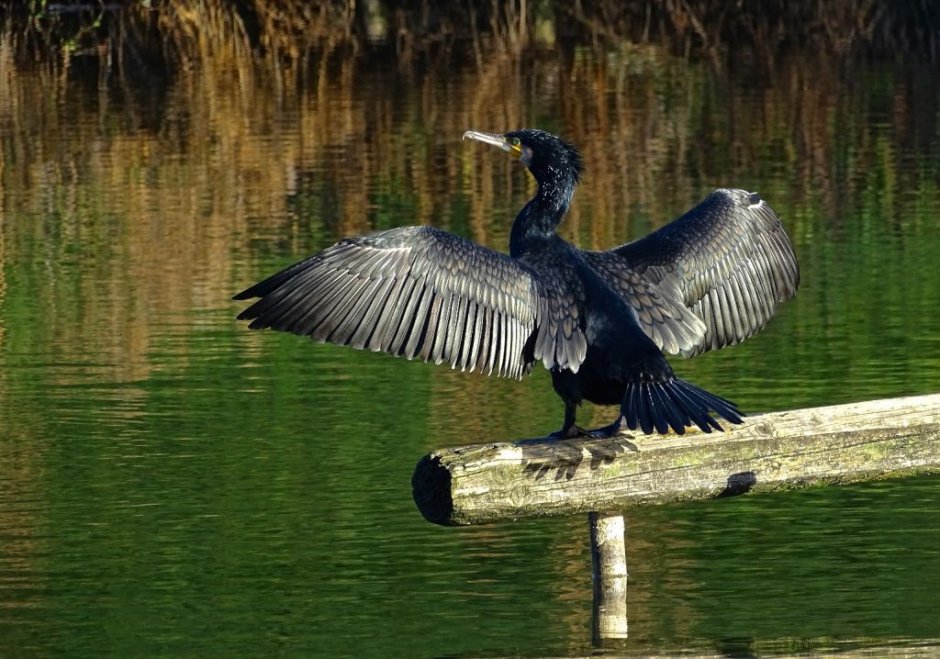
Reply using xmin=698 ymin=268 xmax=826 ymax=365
xmin=411 ymin=393 xmax=940 ymax=526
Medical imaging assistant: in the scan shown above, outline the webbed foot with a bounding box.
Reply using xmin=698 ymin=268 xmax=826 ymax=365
xmin=585 ymin=416 xmax=633 ymax=439
xmin=547 ymin=424 xmax=592 ymax=440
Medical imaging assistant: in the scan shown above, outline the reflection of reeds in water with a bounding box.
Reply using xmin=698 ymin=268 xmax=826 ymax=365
xmin=0 ymin=37 xmax=7 ymax=364
xmin=1 ymin=6 xmax=937 ymax=390
xmin=0 ymin=14 xmax=929 ymax=382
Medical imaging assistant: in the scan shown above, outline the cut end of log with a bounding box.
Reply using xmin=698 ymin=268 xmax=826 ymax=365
xmin=412 ymin=453 xmax=454 ymax=525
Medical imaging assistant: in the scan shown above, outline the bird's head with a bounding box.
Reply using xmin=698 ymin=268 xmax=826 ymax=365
xmin=463 ymin=128 xmax=583 ymax=187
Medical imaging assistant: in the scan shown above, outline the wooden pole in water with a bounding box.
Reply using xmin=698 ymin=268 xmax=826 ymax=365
xmin=411 ymin=392 xmax=940 ymax=642
xmin=589 ymin=511 xmax=628 ymax=641
xmin=412 ymin=393 xmax=940 ymax=526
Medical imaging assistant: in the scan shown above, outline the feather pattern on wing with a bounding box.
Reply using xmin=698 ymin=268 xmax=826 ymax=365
xmin=586 ymin=188 xmax=800 ymax=356
xmin=234 ymin=226 xmax=586 ymax=378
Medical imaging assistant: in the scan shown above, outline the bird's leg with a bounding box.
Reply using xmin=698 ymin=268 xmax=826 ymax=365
xmin=586 ymin=415 xmax=632 ymax=439
xmin=548 ymin=401 xmax=591 ymax=439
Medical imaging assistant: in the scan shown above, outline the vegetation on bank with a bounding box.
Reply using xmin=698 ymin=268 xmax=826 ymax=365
xmin=3 ymin=0 xmax=938 ymax=68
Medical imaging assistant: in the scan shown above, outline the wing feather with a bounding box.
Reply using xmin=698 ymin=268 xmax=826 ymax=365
xmin=334 ymin=276 xmax=383 ymax=346
xmin=354 ymin=277 xmax=396 ymax=350
xmin=421 ymin=292 xmax=445 ymax=364
xmin=235 ymin=225 xmax=586 ymax=378
xmin=388 ymin=278 xmax=423 ymax=356
xmin=307 ymin=277 xmax=361 ymax=338
xmin=404 ymin=283 xmax=434 ymax=360
xmin=586 ymin=188 xmax=799 ymax=356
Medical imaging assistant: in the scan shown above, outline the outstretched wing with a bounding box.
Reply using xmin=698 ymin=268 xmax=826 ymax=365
xmin=234 ymin=226 xmax=586 ymax=378
xmin=586 ymin=188 xmax=800 ymax=356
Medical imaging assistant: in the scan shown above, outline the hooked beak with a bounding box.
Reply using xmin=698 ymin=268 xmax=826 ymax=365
xmin=462 ymin=130 xmax=522 ymax=155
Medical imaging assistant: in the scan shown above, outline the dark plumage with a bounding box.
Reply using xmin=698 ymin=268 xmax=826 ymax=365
xmin=234 ymin=128 xmax=800 ymax=437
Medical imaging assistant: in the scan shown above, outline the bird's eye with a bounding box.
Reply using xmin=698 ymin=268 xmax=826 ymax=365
xmin=511 ymin=137 xmax=521 ymax=147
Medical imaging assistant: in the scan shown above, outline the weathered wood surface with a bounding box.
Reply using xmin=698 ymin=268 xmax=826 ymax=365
xmin=412 ymin=393 xmax=940 ymax=526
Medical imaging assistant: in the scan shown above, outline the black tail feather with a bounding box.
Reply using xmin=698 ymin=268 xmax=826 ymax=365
xmin=669 ymin=380 xmax=724 ymax=432
xmin=679 ymin=379 xmax=743 ymax=425
xmin=623 ymin=381 xmax=640 ymax=432
xmin=648 ymin=384 xmax=671 ymax=434
xmin=623 ymin=377 xmax=743 ymax=435
xmin=653 ymin=381 xmax=690 ymax=433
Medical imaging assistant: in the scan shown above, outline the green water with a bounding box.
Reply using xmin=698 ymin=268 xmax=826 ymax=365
xmin=1 ymin=32 xmax=940 ymax=657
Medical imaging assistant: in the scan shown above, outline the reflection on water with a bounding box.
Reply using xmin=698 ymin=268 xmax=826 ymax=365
xmin=627 ymin=476 xmax=940 ymax=653
xmin=1 ymin=21 xmax=940 ymax=657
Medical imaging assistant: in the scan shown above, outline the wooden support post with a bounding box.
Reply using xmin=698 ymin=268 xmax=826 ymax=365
xmin=412 ymin=393 xmax=940 ymax=526
xmin=589 ymin=512 xmax=628 ymax=642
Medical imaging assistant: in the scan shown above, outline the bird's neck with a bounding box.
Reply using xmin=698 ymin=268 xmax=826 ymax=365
xmin=509 ymin=175 xmax=575 ymax=257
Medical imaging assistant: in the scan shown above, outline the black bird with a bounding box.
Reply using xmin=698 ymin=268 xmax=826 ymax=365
xmin=234 ymin=129 xmax=799 ymax=437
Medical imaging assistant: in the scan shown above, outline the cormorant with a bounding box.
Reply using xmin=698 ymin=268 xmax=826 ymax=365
xmin=234 ymin=129 xmax=799 ymax=437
